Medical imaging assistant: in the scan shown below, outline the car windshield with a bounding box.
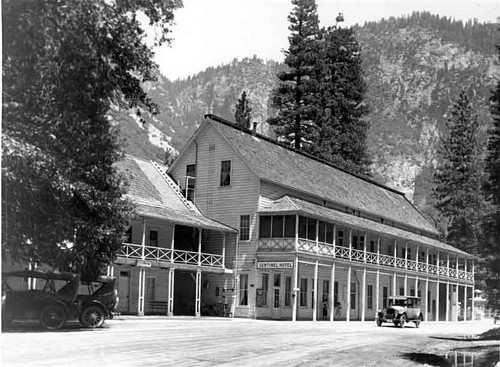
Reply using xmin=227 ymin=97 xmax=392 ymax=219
xmin=389 ymin=298 xmax=406 ymax=307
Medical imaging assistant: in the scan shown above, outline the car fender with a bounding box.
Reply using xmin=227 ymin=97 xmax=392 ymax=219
xmin=81 ymin=300 xmax=108 ymax=315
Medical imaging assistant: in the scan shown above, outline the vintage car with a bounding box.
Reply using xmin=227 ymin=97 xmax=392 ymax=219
xmin=376 ymin=296 xmax=423 ymax=328
xmin=2 ymin=270 xmax=118 ymax=330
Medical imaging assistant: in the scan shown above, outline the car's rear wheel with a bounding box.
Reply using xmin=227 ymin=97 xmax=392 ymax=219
xmin=40 ymin=304 xmax=67 ymax=330
xmin=399 ymin=314 xmax=406 ymax=328
xmin=415 ymin=314 xmax=423 ymax=328
xmin=79 ymin=305 xmax=105 ymax=328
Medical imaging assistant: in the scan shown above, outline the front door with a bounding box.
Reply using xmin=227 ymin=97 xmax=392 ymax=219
xmin=117 ymin=270 xmax=130 ymax=314
xmin=271 ymin=273 xmax=281 ymax=319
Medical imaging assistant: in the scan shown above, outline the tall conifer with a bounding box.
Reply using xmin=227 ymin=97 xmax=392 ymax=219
xmin=235 ymin=91 xmax=252 ymax=129
xmin=268 ymin=0 xmax=320 ymax=151
xmin=433 ymin=91 xmax=485 ymax=254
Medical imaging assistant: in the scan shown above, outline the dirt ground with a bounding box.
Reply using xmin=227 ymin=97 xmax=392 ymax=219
xmin=1 ymin=317 xmax=499 ymax=366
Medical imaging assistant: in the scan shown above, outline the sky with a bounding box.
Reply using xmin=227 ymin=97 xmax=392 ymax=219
xmin=153 ymin=0 xmax=499 ymax=80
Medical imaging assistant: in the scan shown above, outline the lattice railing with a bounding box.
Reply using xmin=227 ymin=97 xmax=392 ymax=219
xmin=351 ymin=248 xmax=364 ymax=262
xmin=297 ymin=238 xmax=316 ymax=253
xmin=366 ymin=252 xmax=378 ymax=264
xmin=258 ymin=238 xmax=295 ymax=252
xmin=119 ymin=243 xmax=224 ymax=268
xmin=417 ymin=262 xmax=427 ymax=272
xmin=395 ymin=258 xmax=406 ymax=269
xmin=379 ymin=254 xmax=395 ymax=267
xmin=407 ymin=260 xmax=417 ymax=271
xmin=335 ymin=246 xmax=350 ymax=260
xmin=318 ymin=242 xmax=335 ymax=256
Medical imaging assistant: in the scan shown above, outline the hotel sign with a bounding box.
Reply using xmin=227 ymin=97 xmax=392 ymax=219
xmin=257 ymin=261 xmax=294 ymax=269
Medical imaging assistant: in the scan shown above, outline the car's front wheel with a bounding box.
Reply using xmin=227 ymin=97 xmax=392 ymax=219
xmin=79 ymin=305 xmax=105 ymax=328
xmin=40 ymin=304 xmax=67 ymax=330
xmin=399 ymin=314 xmax=406 ymax=328
xmin=414 ymin=314 xmax=423 ymax=328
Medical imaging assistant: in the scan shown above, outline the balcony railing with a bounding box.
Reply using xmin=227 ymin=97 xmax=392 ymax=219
xmin=118 ymin=243 xmax=224 ymax=268
xmin=258 ymin=238 xmax=474 ymax=281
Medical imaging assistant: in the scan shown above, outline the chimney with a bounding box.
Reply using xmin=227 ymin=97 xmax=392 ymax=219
xmin=252 ymin=121 xmax=258 ymax=136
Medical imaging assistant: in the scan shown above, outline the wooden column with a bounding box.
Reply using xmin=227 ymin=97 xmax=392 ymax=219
xmin=393 ymin=272 xmax=397 ymax=297
xmin=393 ymin=240 xmax=397 ymax=269
xmin=222 ymin=233 xmax=226 ymax=269
xmin=330 ymin=262 xmax=335 ymax=323
xmin=313 ymin=259 xmax=318 ymax=322
xmin=436 ymin=280 xmax=440 ymax=322
xmin=171 ymin=225 xmax=176 ymax=264
xmin=141 ymin=217 xmax=147 ymax=260
xmin=464 ymin=259 xmax=468 ymax=321
xmin=348 ymin=228 xmax=353 ymax=260
xmin=198 ymin=228 xmax=202 ymax=266
xmin=295 ymin=214 xmax=299 ymax=251
xmin=195 ymin=270 xmax=202 ymax=318
xmin=446 ymin=281 xmax=450 ymax=322
xmin=137 ymin=267 xmax=146 ymax=316
xmin=376 ymin=235 xmax=381 ymax=313
xmin=168 ymin=268 xmax=175 ymax=316
xmin=346 ymin=266 xmax=351 ymax=322
xmin=424 ymin=277 xmax=429 ymax=322
xmin=361 ymin=267 xmax=366 ymax=322
xmin=292 ymin=254 xmax=299 ymax=322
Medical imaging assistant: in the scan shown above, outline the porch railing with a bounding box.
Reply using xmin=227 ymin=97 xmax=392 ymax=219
xmin=118 ymin=243 xmax=224 ymax=268
xmin=258 ymin=238 xmax=474 ymax=281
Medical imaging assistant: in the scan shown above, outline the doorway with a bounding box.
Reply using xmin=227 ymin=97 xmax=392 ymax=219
xmin=117 ymin=270 xmax=130 ymax=314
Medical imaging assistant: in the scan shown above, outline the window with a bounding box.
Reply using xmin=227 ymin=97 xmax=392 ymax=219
xmin=367 ymin=285 xmax=373 ymax=309
xmin=220 ymin=160 xmax=231 ymax=186
xmin=323 ymin=280 xmax=330 ymax=303
xmin=298 ymin=216 xmax=316 ymax=240
xmin=272 ymin=216 xmax=284 ymax=238
xmin=352 ymin=235 xmax=358 ymax=249
xmin=126 ymin=227 xmax=133 ymax=243
xmin=259 ymin=215 xmax=296 ymax=238
xmin=337 ymin=230 xmax=344 ymax=247
xmin=239 ymin=274 xmax=248 ymax=306
xmin=146 ymin=277 xmax=155 ymax=301
xmin=273 ymin=273 xmax=281 ymax=308
xmin=388 ymin=244 xmax=393 ymax=256
xmin=149 ymin=230 xmax=158 ymax=247
xmin=334 ymin=281 xmax=339 ymax=304
xmin=350 ymin=282 xmax=356 ymax=309
xmin=427 ymin=291 xmax=431 ymax=312
xmin=285 ymin=276 xmax=292 ymax=307
xmin=240 ymin=215 xmax=251 ymax=241
xmin=262 ymin=274 xmax=269 ymax=306
xmin=273 ymin=273 xmax=281 ymax=287
xmin=370 ymin=240 xmax=375 ymax=253
xmin=300 ymin=278 xmax=307 ymax=307
xmin=400 ymin=287 xmax=405 ymax=296
xmin=185 ymin=164 xmax=196 ymax=201
xmin=259 ymin=216 xmax=272 ymax=238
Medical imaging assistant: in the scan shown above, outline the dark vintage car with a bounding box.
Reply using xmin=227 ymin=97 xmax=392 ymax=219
xmin=376 ymin=296 xmax=423 ymax=328
xmin=2 ymin=270 xmax=118 ymax=330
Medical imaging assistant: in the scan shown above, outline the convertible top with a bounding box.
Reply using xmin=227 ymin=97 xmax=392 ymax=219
xmin=2 ymin=270 xmax=79 ymax=282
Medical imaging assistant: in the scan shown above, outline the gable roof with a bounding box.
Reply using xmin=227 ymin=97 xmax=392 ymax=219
xmin=117 ymin=155 xmax=236 ymax=233
xmin=205 ymin=114 xmax=439 ymax=237
xmin=260 ymin=196 xmax=473 ymax=258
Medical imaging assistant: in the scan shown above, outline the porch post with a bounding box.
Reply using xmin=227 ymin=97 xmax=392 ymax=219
xmin=445 ymin=281 xmax=450 ymax=321
xmin=292 ymin=254 xmax=299 ymax=322
xmin=375 ymin=235 xmax=381 ymax=313
xmin=313 ymin=259 xmax=318 ymax=322
xmin=168 ymin=268 xmax=175 ymax=316
xmin=405 ymin=242 xmax=408 ymax=270
xmin=171 ymin=225 xmax=176 ymax=264
xmin=195 ymin=270 xmax=202 ymax=318
xmin=346 ymin=266 xmax=351 ymax=322
xmin=361 ymin=267 xmax=366 ymax=322
xmin=424 ymin=277 xmax=429 ymax=322
xmin=198 ymin=228 xmax=202 ymax=266
xmin=222 ymin=233 xmax=226 ymax=269
xmin=330 ymin=262 xmax=335 ymax=322
xmin=436 ymin=280 xmax=440 ymax=322
xmin=393 ymin=272 xmax=397 ymax=297
xmin=415 ymin=245 xmax=419 ymax=294
xmin=404 ymin=273 xmax=408 ymax=296
xmin=348 ymin=228 xmax=353 ymax=260
xmin=393 ymin=240 xmax=397 ymax=269
xmin=295 ymin=214 xmax=299 ymax=251
xmin=426 ymin=248 xmax=430 ymax=274
xmin=137 ymin=267 xmax=146 ymax=316
xmin=141 ymin=217 xmax=147 ymax=260
xmin=471 ymin=260 xmax=475 ymax=319
xmin=464 ymin=259 xmax=468 ymax=321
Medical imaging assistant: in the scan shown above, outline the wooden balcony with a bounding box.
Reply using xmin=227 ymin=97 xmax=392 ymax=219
xmin=258 ymin=238 xmax=474 ymax=282
xmin=119 ymin=243 xmax=224 ymax=268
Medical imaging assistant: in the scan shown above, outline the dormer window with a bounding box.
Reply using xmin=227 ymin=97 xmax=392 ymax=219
xmin=220 ymin=160 xmax=231 ymax=186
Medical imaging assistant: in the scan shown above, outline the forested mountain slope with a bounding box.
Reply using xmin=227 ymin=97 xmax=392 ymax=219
xmin=119 ymin=12 xmax=499 ymax=217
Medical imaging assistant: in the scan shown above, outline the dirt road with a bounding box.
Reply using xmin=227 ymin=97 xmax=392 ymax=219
xmin=1 ymin=317 xmax=498 ymax=366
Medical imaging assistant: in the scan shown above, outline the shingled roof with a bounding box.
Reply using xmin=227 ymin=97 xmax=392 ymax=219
xmin=205 ymin=115 xmax=439 ymax=237
xmin=117 ymin=155 xmax=236 ymax=233
xmin=260 ymin=196 xmax=473 ymax=258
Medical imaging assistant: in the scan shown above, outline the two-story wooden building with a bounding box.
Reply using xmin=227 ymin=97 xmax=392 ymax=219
xmin=111 ymin=155 xmax=237 ymax=317
xmin=168 ymin=114 xmax=476 ymax=322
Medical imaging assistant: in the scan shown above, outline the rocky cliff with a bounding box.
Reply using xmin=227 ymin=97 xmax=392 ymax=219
xmin=119 ymin=12 xmax=499 ymax=217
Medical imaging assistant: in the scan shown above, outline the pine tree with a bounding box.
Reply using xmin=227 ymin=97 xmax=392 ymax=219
xmin=235 ymin=91 xmax=252 ymax=129
xmin=433 ymin=91 xmax=485 ymax=254
xmin=1 ymin=0 xmax=182 ymax=277
xmin=314 ymin=17 xmax=371 ymax=176
xmin=268 ymin=0 xmax=320 ymax=151
xmin=482 ymin=43 xmax=500 ymax=309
